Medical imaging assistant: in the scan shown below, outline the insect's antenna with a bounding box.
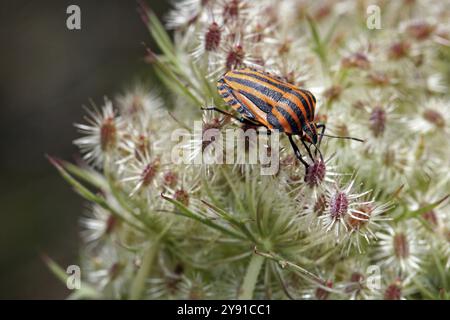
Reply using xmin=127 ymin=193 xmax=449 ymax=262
xmin=322 ymin=134 xmax=364 ymax=143
xmin=313 ymin=143 xmax=324 ymax=162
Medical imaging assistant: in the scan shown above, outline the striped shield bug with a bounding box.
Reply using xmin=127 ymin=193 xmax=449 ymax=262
xmin=204 ymin=67 xmax=363 ymax=173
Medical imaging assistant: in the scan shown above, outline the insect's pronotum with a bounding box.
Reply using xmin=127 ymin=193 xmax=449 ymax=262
xmin=206 ymin=67 xmax=362 ymax=173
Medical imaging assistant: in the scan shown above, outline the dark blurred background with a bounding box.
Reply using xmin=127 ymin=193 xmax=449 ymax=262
xmin=0 ymin=0 xmax=169 ymax=299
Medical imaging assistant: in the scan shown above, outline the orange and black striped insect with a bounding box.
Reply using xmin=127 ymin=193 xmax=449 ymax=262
xmin=205 ymin=67 xmax=362 ymax=172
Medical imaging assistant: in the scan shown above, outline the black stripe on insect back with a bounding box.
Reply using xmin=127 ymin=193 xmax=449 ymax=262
xmin=289 ymin=89 xmax=312 ymax=121
xmin=238 ymin=90 xmax=272 ymax=113
xmin=300 ymin=89 xmax=315 ymax=120
xmin=275 ymin=106 xmax=300 ymax=133
xmin=307 ymin=90 xmax=316 ymax=104
xmin=267 ymin=113 xmax=283 ymax=131
xmin=224 ymin=76 xmax=283 ymax=102
xmin=232 ymin=71 xmax=290 ymax=93
xmin=224 ymin=89 xmax=256 ymax=120
xmin=278 ymin=96 xmax=307 ymax=129
xmin=235 ymin=71 xmax=315 ymax=122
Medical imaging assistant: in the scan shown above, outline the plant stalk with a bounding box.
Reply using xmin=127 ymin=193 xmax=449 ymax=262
xmin=238 ymin=253 xmax=264 ymax=300
xmin=129 ymin=241 xmax=160 ymax=300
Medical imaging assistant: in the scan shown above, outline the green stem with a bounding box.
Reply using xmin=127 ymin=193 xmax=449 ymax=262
xmin=238 ymin=253 xmax=264 ymax=300
xmin=129 ymin=223 xmax=172 ymax=300
xmin=201 ymin=199 xmax=258 ymax=244
xmin=48 ymin=156 xmax=146 ymax=233
xmin=129 ymin=241 xmax=160 ymax=300
xmin=162 ymin=194 xmax=247 ymax=240
xmin=255 ymin=249 xmax=322 ymax=283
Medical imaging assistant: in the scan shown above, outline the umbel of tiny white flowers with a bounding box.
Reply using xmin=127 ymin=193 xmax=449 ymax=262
xmin=47 ymin=0 xmax=450 ymax=300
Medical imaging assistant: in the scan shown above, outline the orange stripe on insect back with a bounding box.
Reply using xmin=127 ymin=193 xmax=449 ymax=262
xmin=282 ymin=91 xmax=308 ymax=122
xmin=228 ymin=70 xmax=286 ymax=95
xmin=276 ymin=100 xmax=302 ymax=129
xmin=240 ymin=68 xmax=289 ymax=87
xmin=240 ymin=68 xmax=306 ymax=96
xmin=243 ymin=74 xmax=286 ymax=95
xmin=271 ymin=105 xmax=292 ymax=133
xmin=303 ymin=90 xmax=316 ymax=120
xmin=221 ymin=93 xmax=233 ymax=103
xmin=234 ymin=91 xmax=270 ymax=127
xmin=220 ymin=93 xmax=239 ymax=110
xmin=294 ymin=89 xmax=313 ymax=119
xmin=223 ymin=79 xmax=278 ymax=106
xmin=225 ymin=69 xmax=284 ymax=94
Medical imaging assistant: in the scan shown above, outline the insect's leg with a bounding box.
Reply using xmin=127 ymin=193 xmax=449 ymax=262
xmin=316 ymin=123 xmax=326 ymax=149
xmin=201 ymin=107 xmax=258 ymax=126
xmin=313 ymin=143 xmax=324 ymax=162
xmin=288 ymin=135 xmax=309 ymax=170
xmin=201 ymin=107 xmax=237 ymax=119
xmin=300 ymin=138 xmax=315 ymax=162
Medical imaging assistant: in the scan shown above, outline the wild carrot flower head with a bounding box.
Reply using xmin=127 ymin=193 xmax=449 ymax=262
xmin=49 ymin=0 xmax=450 ymax=300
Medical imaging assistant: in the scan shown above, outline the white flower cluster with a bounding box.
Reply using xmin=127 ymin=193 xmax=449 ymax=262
xmin=53 ymin=0 xmax=449 ymax=300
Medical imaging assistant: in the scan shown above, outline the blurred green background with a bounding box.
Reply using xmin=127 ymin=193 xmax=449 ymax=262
xmin=0 ymin=0 xmax=169 ymax=299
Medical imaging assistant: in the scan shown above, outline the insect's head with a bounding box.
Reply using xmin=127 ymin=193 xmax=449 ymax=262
xmin=302 ymin=123 xmax=318 ymax=145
